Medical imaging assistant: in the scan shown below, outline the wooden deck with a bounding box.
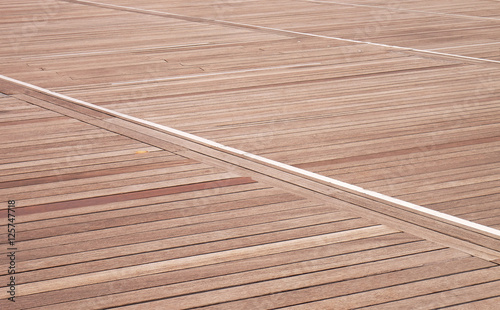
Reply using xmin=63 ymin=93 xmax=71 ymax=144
xmin=1 ymin=0 xmax=500 ymax=309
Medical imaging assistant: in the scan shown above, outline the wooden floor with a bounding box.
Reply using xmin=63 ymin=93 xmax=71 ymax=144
xmin=2 ymin=0 xmax=500 ymax=225
xmin=1 ymin=0 xmax=500 ymax=309
xmin=2 ymin=80 xmax=500 ymax=309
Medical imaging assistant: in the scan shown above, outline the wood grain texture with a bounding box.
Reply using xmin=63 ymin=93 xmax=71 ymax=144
xmin=1 ymin=0 xmax=499 ymax=308
xmin=1 ymin=90 xmax=498 ymax=310
xmin=2 ymin=0 xmax=498 ymax=226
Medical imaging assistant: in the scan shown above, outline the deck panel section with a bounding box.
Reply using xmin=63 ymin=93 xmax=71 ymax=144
xmin=2 ymin=0 xmax=499 ymax=225
xmin=1 ymin=0 xmax=500 ymax=308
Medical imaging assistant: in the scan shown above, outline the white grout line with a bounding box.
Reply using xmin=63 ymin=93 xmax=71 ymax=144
xmin=305 ymin=0 xmax=500 ymax=21
xmin=2 ymin=73 xmax=500 ymax=238
xmin=111 ymin=63 xmax=323 ymax=85
xmin=63 ymin=0 xmax=500 ymax=65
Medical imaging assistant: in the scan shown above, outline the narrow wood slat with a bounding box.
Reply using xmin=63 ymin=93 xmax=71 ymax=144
xmin=26 ymin=238 xmax=443 ymax=309
xmin=16 ymin=233 xmax=416 ymax=308
xmin=356 ymin=279 xmax=500 ymax=310
xmin=439 ymin=296 xmax=500 ymax=310
xmin=10 ymin=176 xmax=254 ymax=217
xmin=17 ymin=186 xmax=287 ymax=231
xmin=16 ymin=225 xmax=398 ymax=296
xmin=110 ymin=253 xmax=493 ymax=309
xmin=206 ymin=264 xmax=500 ymax=310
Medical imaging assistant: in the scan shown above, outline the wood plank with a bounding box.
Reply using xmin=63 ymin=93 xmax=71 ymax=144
xmin=16 ymin=225 xmax=398 ymax=296
xmin=356 ymin=279 xmax=500 ymax=310
xmin=111 ymin=254 xmax=495 ymax=309
xmin=440 ymin=296 xmax=500 ymax=310
xmin=17 ymin=232 xmax=417 ymax=308
xmin=208 ymin=265 xmax=500 ymax=310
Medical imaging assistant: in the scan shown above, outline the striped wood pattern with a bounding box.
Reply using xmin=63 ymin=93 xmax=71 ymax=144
xmin=1 ymin=1 xmax=500 ymax=308
xmin=1 ymin=93 xmax=499 ymax=309
xmin=2 ymin=0 xmax=498 ymax=226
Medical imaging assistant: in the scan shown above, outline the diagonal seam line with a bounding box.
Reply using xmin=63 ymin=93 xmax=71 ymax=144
xmin=61 ymin=0 xmax=500 ymax=65
xmin=2 ymin=73 xmax=500 ymax=238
